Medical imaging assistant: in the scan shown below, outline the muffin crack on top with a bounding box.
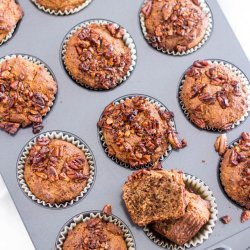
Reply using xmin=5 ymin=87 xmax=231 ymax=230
xmin=98 ymin=96 xmax=186 ymax=167
xmin=0 ymin=56 xmax=57 ymax=135
xmin=0 ymin=0 xmax=23 ymax=44
xmin=64 ymin=22 xmax=133 ymax=90
xmin=141 ymin=0 xmax=209 ymax=53
xmin=220 ymin=132 xmax=250 ymax=209
xmin=180 ymin=60 xmax=249 ymax=131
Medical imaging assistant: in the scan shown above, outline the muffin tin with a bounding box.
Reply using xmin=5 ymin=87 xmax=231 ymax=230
xmin=0 ymin=0 xmax=250 ymax=249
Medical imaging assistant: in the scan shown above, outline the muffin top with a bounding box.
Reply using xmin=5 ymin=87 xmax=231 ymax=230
xmin=98 ymin=96 xmax=186 ymax=167
xmin=0 ymin=0 xmax=23 ymax=43
xmin=180 ymin=60 xmax=249 ymax=131
xmin=123 ymin=169 xmax=186 ymax=226
xmin=0 ymin=56 xmax=57 ymax=134
xmin=64 ymin=23 xmax=132 ymax=90
xmin=35 ymin=0 xmax=86 ymax=12
xmin=141 ymin=0 xmax=208 ymax=52
xmin=220 ymin=132 xmax=250 ymax=209
xmin=153 ymin=191 xmax=211 ymax=245
xmin=24 ymin=137 xmax=90 ymax=204
xmin=62 ymin=217 xmax=127 ymax=250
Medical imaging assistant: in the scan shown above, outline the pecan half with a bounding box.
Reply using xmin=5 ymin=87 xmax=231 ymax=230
xmin=190 ymin=115 xmax=206 ymax=129
xmin=220 ymin=215 xmax=232 ymax=224
xmin=190 ymin=83 xmax=206 ymax=98
xmin=141 ymin=0 xmax=152 ymax=17
xmin=230 ymin=149 xmax=239 ymax=166
xmin=241 ymin=210 xmax=250 ymax=223
xmin=241 ymin=132 xmax=250 ymax=141
xmin=32 ymin=122 xmax=44 ymax=134
xmin=214 ymin=134 xmax=227 ymax=156
xmin=67 ymin=171 xmax=88 ymax=182
xmin=220 ymin=123 xmax=233 ymax=131
xmin=68 ymin=156 xmax=85 ymax=170
xmin=102 ymin=204 xmax=112 ymax=216
xmin=231 ymin=81 xmax=241 ymax=96
xmin=216 ymin=91 xmax=229 ymax=109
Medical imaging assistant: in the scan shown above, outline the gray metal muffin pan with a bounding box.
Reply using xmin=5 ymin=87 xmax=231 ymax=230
xmin=0 ymin=0 xmax=249 ymax=249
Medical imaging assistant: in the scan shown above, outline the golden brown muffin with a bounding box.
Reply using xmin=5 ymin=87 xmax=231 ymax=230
xmin=141 ymin=0 xmax=209 ymax=53
xmin=123 ymin=169 xmax=186 ymax=226
xmin=98 ymin=96 xmax=186 ymax=167
xmin=64 ymin=22 xmax=132 ymax=90
xmin=0 ymin=0 xmax=23 ymax=43
xmin=0 ymin=56 xmax=57 ymax=135
xmin=180 ymin=60 xmax=249 ymax=131
xmin=220 ymin=132 xmax=250 ymax=209
xmin=153 ymin=191 xmax=211 ymax=246
xmin=24 ymin=137 xmax=90 ymax=204
xmin=62 ymin=217 xmax=127 ymax=250
xmin=35 ymin=0 xmax=86 ymax=12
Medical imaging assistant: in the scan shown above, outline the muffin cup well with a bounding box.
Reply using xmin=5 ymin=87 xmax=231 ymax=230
xmin=139 ymin=0 xmax=213 ymax=56
xmin=178 ymin=60 xmax=250 ymax=132
xmin=143 ymin=173 xmax=218 ymax=250
xmin=61 ymin=19 xmax=137 ymax=91
xmin=17 ymin=131 xmax=96 ymax=209
xmin=218 ymin=136 xmax=248 ymax=209
xmin=55 ymin=210 xmax=136 ymax=250
xmin=98 ymin=94 xmax=176 ymax=170
xmin=31 ymin=0 xmax=93 ymax=15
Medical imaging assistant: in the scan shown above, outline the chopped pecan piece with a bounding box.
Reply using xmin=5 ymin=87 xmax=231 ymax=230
xmin=214 ymin=134 xmax=227 ymax=156
xmin=241 ymin=210 xmax=250 ymax=223
xmin=35 ymin=172 xmax=48 ymax=179
xmin=220 ymin=215 xmax=232 ymax=224
xmin=199 ymin=92 xmax=216 ymax=104
xmin=193 ymin=60 xmax=209 ymax=68
xmin=162 ymin=4 xmax=172 ymax=21
xmin=48 ymin=166 xmax=59 ymax=182
xmin=141 ymin=0 xmax=152 ymax=17
xmin=0 ymin=121 xmax=20 ymax=134
xmin=190 ymin=83 xmax=206 ymax=98
xmin=220 ymin=123 xmax=233 ymax=131
xmin=168 ymin=132 xmax=187 ymax=149
xmin=37 ymin=137 xmax=50 ymax=146
xmin=192 ymin=0 xmax=200 ymax=6
xmin=102 ymin=204 xmax=112 ymax=216
xmin=216 ymin=91 xmax=229 ymax=109
xmin=32 ymin=122 xmax=44 ymax=134
xmin=32 ymin=93 xmax=45 ymax=108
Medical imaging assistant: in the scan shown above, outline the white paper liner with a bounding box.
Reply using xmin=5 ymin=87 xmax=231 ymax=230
xmin=56 ymin=211 xmax=136 ymax=250
xmin=178 ymin=60 xmax=250 ymax=132
xmin=143 ymin=173 xmax=218 ymax=249
xmin=0 ymin=54 xmax=57 ymax=122
xmin=219 ymin=137 xmax=248 ymax=209
xmin=98 ymin=94 xmax=176 ymax=170
xmin=17 ymin=131 xmax=96 ymax=208
xmin=61 ymin=19 xmax=137 ymax=91
xmin=139 ymin=0 xmax=213 ymax=56
xmin=31 ymin=0 xmax=93 ymax=16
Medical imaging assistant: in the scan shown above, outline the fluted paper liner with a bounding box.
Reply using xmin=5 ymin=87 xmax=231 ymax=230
xmin=98 ymin=94 xmax=176 ymax=170
xmin=0 ymin=54 xmax=57 ymax=130
xmin=55 ymin=211 xmax=136 ymax=250
xmin=17 ymin=131 xmax=96 ymax=208
xmin=178 ymin=60 xmax=250 ymax=132
xmin=61 ymin=19 xmax=137 ymax=91
xmin=143 ymin=173 xmax=218 ymax=249
xmin=31 ymin=0 xmax=93 ymax=15
xmin=0 ymin=26 xmax=17 ymax=47
xmin=139 ymin=0 xmax=213 ymax=56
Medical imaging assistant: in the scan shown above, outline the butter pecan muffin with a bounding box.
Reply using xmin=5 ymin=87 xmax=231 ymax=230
xmin=153 ymin=191 xmax=211 ymax=245
xmin=98 ymin=96 xmax=186 ymax=167
xmin=180 ymin=60 xmax=249 ymax=131
xmin=0 ymin=0 xmax=23 ymax=44
xmin=0 ymin=56 xmax=57 ymax=135
xmin=141 ymin=0 xmax=209 ymax=53
xmin=220 ymin=132 xmax=250 ymax=209
xmin=62 ymin=217 xmax=127 ymax=250
xmin=123 ymin=169 xmax=186 ymax=226
xmin=24 ymin=137 xmax=90 ymax=204
xmin=64 ymin=22 xmax=133 ymax=90
xmin=34 ymin=0 xmax=87 ymax=12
